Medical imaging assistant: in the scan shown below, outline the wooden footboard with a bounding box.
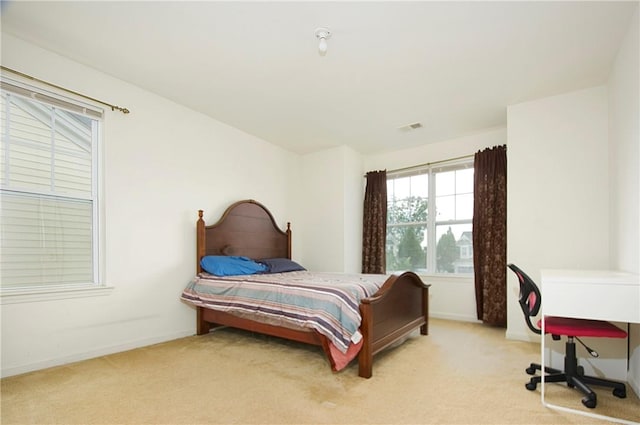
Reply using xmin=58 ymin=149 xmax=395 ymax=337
xmin=358 ymin=271 xmax=430 ymax=378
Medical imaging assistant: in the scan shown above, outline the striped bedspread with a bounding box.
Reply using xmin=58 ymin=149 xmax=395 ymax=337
xmin=180 ymin=271 xmax=387 ymax=354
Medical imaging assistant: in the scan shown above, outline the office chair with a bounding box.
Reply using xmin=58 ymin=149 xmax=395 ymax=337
xmin=507 ymin=263 xmax=628 ymax=409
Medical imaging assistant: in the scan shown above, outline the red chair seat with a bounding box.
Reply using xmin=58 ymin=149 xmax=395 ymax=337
xmin=537 ymin=316 xmax=628 ymax=338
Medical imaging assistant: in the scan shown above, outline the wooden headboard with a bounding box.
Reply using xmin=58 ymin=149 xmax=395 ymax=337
xmin=196 ymin=200 xmax=291 ymax=273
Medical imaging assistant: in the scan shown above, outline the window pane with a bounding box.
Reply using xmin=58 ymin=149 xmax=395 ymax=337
xmin=436 ymin=194 xmax=455 ymax=221
xmin=435 ymin=170 xmax=455 ymax=196
xmin=436 ymin=168 xmax=474 ymax=222
xmin=387 ymin=223 xmax=427 ymax=273
xmin=0 ymin=192 xmax=93 ymax=287
xmin=391 ymin=176 xmax=410 ymax=200
xmin=1 ymin=94 xmax=93 ymax=198
xmin=456 ymin=168 xmax=474 ymax=193
xmin=435 ymin=223 xmax=473 ymax=274
xmin=456 ymin=193 xmax=474 ymax=220
xmin=410 ymin=174 xmax=428 ymax=198
xmin=387 ymin=174 xmax=428 ymax=225
xmin=388 ymin=174 xmax=428 ymax=201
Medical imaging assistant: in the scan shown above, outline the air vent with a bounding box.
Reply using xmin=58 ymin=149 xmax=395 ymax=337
xmin=398 ymin=122 xmax=423 ymax=132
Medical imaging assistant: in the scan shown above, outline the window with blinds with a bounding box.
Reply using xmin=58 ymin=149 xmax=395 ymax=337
xmin=1 ymin=81 xmax=101 ymax=290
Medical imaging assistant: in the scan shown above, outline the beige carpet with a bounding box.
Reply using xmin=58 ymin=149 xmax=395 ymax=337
xmin=2 ymin=319 xmax=638 ymax=424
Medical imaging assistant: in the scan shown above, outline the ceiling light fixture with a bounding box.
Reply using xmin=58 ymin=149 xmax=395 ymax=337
xmin=314 ymin=27 xmax=331 ymax=56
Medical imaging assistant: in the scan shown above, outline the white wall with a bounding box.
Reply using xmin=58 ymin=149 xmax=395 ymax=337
xmin=296 ymin=145 xmax=362 ymax=273
xmin=506 ymin=87 xmax=632 ymax=380
xmin=506 ymin=6 xmax=639 ymax=388
xmin=506 ymin=86 xmax=610 ymax=341
xmin=607 ymin=5 xmax=640 ymax=395
xmin=364 ymin=127 xmax=505 ymax=173
xmin=608 ymin=7 xmax=639 ymax=275
xmin=342 ymin=147 xmax=365 ymax=274
xmin=0 ymin=35 xmax=299 ymax=377
xmin=365 ymin=128 xmax=507 ymax=322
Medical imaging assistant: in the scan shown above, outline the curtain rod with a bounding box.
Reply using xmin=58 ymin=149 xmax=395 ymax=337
xmin=1 ymin=65 xmax=130 ymax=114
xmin=365 ymin=153 xmax=475 ymax=177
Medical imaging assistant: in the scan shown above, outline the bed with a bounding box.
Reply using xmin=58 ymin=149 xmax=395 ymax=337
xmin=181 ymin=199 xmax=430 ymax=378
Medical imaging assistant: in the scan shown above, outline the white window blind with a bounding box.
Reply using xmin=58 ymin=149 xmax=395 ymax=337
xmin=1 ymin=81 xmax=101 ymax=290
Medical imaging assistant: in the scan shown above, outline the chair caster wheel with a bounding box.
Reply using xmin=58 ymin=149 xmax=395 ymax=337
xmin=525 ymin=367 xmax=536 ymax=375
xmin=525 ymin=382 xmax=537 ymax=391
xmin=613 ymin=387 xmax=626 ymax=398
xmin=582 ymin=395 xmax=597 ymax=409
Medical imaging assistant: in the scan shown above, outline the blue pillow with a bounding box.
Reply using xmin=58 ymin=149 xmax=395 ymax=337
xmin=200 ymin=256 xmax=267 ymax=276
xmin=258 ymin=258 xmax=306 ymax=273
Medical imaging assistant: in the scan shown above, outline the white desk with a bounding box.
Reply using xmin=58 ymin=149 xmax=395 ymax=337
xmin=541 ymin=269 xmax=640 ymax=424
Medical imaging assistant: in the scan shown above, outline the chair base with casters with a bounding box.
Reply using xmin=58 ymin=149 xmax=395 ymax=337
xmin=507 ymin=264 xmax=629 ymax=409
xmin=524 ymin=332 xmax=627 ymax=409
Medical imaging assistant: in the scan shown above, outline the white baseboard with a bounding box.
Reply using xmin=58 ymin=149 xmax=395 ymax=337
xmin=629 ymin=373 xmax=640 ymax=399
xmin=505 ymin=329 xmax=538 ymax=343
xmin=1 ymin=329 xmax=194 ymax=378
xmin=430 ymin=312 xmax=482 ymax=323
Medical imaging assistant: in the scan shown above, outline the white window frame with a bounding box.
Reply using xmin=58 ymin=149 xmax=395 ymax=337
xmin=0 ymin=77 xmax=111 ymax=304
xmin=386 ymin=158 xmax=474 ymax=276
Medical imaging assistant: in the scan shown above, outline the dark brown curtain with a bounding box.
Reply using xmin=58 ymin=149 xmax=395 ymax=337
xmin=473 ymin=145 xmax=507 ymax=326
xmin=362 ymin=170 xmax=387 ymax=274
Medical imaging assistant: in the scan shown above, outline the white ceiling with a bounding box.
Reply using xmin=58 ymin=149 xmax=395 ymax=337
xmin=1 ymin=1 xmax=636 ymax=155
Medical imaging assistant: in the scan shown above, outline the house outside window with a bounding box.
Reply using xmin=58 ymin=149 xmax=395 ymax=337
xmin=0 ymin=80 xmax=102 ymax=295
xmin=386 ymin=159 xmax=474 ymax=275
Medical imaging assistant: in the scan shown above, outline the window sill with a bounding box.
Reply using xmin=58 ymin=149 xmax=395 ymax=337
xmin=389 ymin=270 xmax=473 ymax=279
xmin=418 ymin=274 xmax=474 ymax=286
xmin=0 ymin=284 xmax=114 ymax=304
xmin=419 ymin=273 xmax=474 ymax=280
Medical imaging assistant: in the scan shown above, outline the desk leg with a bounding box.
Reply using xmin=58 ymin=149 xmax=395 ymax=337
xmin=541 ymin=315 xmax=546 ymax=405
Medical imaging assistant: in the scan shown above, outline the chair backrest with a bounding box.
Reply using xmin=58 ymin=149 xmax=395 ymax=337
xmin=507 ymin=263 xmax=542 ymax=335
